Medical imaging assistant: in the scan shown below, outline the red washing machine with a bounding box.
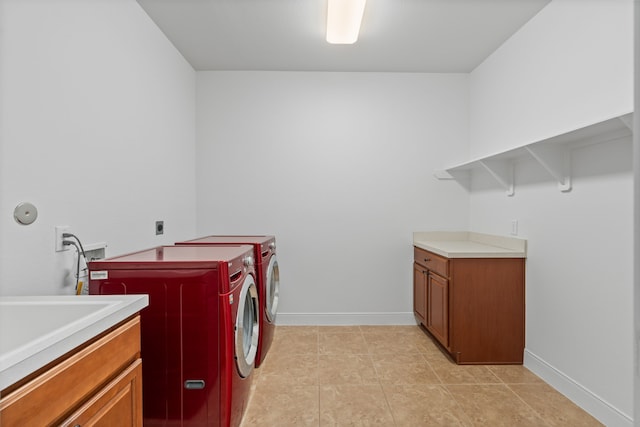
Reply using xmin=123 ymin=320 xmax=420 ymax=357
xmin=88 ymin=245 xmax=259 ymax=427
xmin=176 ymin=236 xmax=279 ymax=368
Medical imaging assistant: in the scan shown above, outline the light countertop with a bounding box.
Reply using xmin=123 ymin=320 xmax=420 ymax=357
xmin=0 ymin=294 xmax=148 ymax=391
xmin=413 ymin=231 xmax=527 ymax=258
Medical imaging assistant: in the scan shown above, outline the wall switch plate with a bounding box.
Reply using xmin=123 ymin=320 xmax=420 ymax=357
xmin=55 ymin=226 xmax=70 ymax=252
xmin=511 ymin=220 xmax=518 ymax=236
xmin=155 ymin=221 xmax=164 ymax=235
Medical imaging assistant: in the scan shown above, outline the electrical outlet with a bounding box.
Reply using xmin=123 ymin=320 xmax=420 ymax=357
xmin=155 ymin=221 xmax=164 ymax=235
xmin=511 ymin=220 xmax=518 ymax=236
xmin=55 ymin=226 xmax=70 ymax=252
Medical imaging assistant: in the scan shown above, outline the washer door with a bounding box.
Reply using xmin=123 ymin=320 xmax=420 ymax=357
xmin=265 ymin=255 xmax=280 ymax=323
xmin=235 ymin=274 xmax=259 ymax=378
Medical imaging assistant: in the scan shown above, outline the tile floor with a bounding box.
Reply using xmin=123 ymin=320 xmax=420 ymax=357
xmin=240 ymin=325 xmax=603 ymax=427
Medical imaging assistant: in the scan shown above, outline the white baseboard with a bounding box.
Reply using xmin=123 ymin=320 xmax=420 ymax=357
xmin=275 ymin=312 xmax=416 ymax=326
xmin=524 ymin=349 xmax=633 ymax=427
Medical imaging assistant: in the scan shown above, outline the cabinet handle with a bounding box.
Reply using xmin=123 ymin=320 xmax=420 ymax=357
xmin=424 ymin=258 xmax=431 ymax=262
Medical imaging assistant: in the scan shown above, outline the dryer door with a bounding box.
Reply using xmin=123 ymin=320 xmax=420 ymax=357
xmin=235 ymin=274 xmax=259 ymax=378
xmin=265 ymin=255 xmax=280 ymax=323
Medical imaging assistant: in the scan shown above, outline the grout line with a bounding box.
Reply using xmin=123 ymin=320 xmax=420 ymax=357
xmin=378 ymin=380 xmax=398 ymax=427
xmin=504 ymin=383 xmax=555 ymax=427
xmin=438 ymin=384 xmax=475 ymax=427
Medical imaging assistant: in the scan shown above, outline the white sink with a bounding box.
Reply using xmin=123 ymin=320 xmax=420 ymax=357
xmin=0 ymin=295 xmax=148 ymax=390
xmin=0 ymin=300 xmax=114 ymax=354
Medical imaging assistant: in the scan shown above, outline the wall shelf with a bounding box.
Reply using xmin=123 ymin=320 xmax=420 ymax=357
xmin=435 ymin=112 xmax=633 ymax=196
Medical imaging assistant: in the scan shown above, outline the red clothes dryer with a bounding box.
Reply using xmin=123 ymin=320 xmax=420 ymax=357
xmin=176 ymin=236 xmax=279 ymax=368
xmin=88 ymin=245 xmax=259 ymax=427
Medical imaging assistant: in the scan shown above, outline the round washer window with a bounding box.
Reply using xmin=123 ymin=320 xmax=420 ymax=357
xmin=265 ymin=256 xmax=280 ymax=323
xmin=235 ymin=274 xmax=259 ymax=378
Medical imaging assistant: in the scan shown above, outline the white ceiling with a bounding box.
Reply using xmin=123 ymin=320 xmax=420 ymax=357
xmin=136 ymin=0 xmax=551 ymax=73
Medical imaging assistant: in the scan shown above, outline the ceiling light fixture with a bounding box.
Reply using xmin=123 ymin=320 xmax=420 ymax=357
xmin=326 ymin=0 xmax=366 ymax=44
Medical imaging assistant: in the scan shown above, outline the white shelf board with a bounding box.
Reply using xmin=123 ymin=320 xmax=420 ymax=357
xmin=435 ymin=112 xmax=633 ymax=195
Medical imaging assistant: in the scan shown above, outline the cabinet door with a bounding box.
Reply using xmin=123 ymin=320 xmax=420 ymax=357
xmin=427 ymin=273 xmax=449 ymax=348
xmin=0 ymin=317 xmax=141 ymax=427
xmin=413 ymin=263 xmax=427 ymax=325
xmin=61 ymin=359 xmax=143 ymax=427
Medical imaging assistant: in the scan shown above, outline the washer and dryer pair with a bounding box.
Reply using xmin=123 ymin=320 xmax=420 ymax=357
xmin=88 ymin=235 xmax=279 ymax=427
xmin=177 ymin=235 xmax=279 ymax=368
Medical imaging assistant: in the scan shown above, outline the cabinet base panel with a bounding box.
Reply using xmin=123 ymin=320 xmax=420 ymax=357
xmin=417 ymin=324 xmax=523 ymax=365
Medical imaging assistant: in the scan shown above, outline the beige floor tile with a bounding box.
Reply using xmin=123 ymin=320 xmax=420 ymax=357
xmin=363 ymin=332 xmax=433 ymax=354
xmin=318 ymin=354 xmax=378 ymax=385
xmin=509 ymin=383 xmax=604 ymax=427
xmin=408 ymin=329 xmax=451 ymax=358
xmin=275 ymin=325 xmax=319 ymax=335
xmin=241 ymin=383 xmax=319 ymax=427
xmin=320 ymin=384 xmax=394 ymax=426
xmin=257 ymin=352 xmax=318 ymax=386
xmin=319 ymin=332 xmax=369 ymax=355
xmin=487 ymin=365 xmax=544 ymax=384
xmin=421 ymin=343 xmax=454 ymax=362
xmin=249 ymin=367 xmax=261 ymax=393
xmin=359 ymin=325 xmax=424 ymax=335
xmin=429 ymin=358 xmax=502 ymax=385
xmin=372 ymin=353 xmax=441 ymax=385
xmin=318 ymin=325 xmax=363 ymax=334
xmin=269 ymin=330 xmax=318 ymax=357
xmin=383 ymin=384 xmax=472 ymax=427
xmin=446 ymin=384 xmax=550 ymax=427
xmin=243 ymin=326 xmax=600 ymax=427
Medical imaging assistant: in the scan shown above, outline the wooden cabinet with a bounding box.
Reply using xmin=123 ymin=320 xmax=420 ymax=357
xmin=426 ymin=272 xmax=449 ymax=348
xmin=0 ymin=316 xmax=143 ymax=426
xmin=61 ymin=359 xmax=142 ymax=426
xmin=413 ymin=246 xmax=525 ymax=364
xmin=413 ymin=263 xmax=427 ymax=324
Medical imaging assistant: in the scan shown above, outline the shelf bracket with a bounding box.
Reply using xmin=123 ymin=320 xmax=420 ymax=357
xmin=433 ymin=170 xmax=455 ymax=180
xmin=525 ymin=145 xmax=571 ymax=192
xmin=619 ymin=114 xmax=633 ymax=131
xmin=478 ymin=159 xmax=514 ymax=196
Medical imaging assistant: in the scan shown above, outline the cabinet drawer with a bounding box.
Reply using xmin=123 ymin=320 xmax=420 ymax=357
xmin=61 ymin=359 xmax=142 ymax=427
xmin=0 ymin=317 xmax=141 ymax=426
xmin=414 ymin=247 xmax=448 ymax=278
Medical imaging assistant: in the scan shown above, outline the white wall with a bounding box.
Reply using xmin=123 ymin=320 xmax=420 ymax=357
xmin=0 ymin=0 xmax=197 ymax=296
xmin=468 ymin=0 xmax=634 ymax=425
xmin=634 ymin=0 xmax=640 ymax=422
xmin=196 ymin=71 xmax=469 ymax=324
xmin=469 ymin=0 xmax=633 ymax=158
